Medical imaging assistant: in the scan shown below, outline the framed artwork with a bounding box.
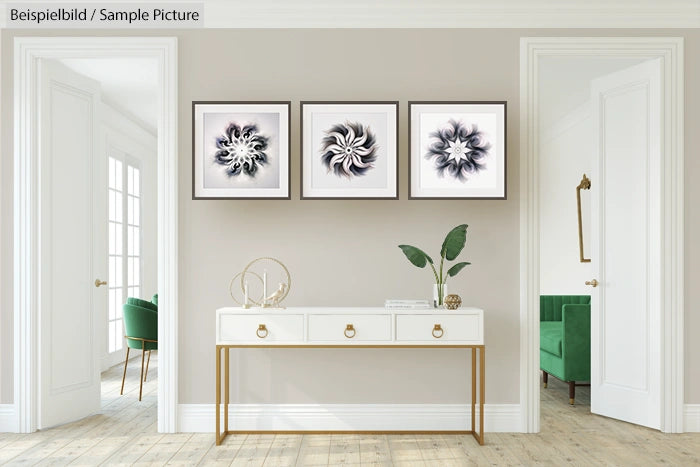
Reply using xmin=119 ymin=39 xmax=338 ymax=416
xmin=192 ymin=101 xmax=290 ymax=199
xmin=409 ymin=101 xmax=507 ymax=199
xmin=301 ymin=101 xmax=399 ymax=199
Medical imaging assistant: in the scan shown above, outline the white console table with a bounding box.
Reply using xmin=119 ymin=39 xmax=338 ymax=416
xmin=215 ymin=307 xmax=485 ymax=445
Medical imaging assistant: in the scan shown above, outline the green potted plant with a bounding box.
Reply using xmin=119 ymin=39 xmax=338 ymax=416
xmin=398 ymin=224 xmax=471 ymax=307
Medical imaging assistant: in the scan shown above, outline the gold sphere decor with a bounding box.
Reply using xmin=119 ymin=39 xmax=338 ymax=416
xmin=239 ymin=257 xmax=291 ymax=308
xmin=444 ymin=294 xmax=462 ymax=310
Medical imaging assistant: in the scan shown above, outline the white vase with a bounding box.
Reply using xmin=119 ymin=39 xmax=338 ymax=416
xmin=433 ymin=283 xmax=448 ymax=308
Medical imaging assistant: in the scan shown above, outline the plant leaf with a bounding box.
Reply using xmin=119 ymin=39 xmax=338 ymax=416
xmin=398 ymin=245 xmax=434 ymax=268
xmin=441 ymin=224 xmax=468 ymax=261
xmin=447 ymin=261 xmax=471 ymax=277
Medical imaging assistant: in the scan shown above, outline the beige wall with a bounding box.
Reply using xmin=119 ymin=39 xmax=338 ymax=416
xmin=1 ymin=29 xmax=698 ymax=408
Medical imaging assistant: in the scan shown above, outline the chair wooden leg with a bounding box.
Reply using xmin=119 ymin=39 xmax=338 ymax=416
xmin=144 ymin=350 xmax=151 ymax=382
xmin=139 ymin=342 xmax=146 ymax=401
xmin=542 ymin=370 xmax=548 ymax=388
xmin=569 ymin=381 xmax=575 ymax=405
xmin=120 ymin=347 xmax=130 ymax=395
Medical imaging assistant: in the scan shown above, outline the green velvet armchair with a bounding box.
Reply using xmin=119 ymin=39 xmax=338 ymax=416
xmin=121 ymin=301 xmax=158 ymax=401
xmin=540 ymin=295 xmax=591 ymax=404
xmin=126 ymin=296 xmax=158 ymax=312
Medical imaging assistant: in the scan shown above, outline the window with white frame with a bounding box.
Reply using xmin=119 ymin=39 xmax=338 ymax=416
xmin=108 ymin=153 xmax=142 ymax=353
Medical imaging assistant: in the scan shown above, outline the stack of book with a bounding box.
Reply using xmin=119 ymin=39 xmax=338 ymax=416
xmin=384 ymin=299 xmax=431 ymax=309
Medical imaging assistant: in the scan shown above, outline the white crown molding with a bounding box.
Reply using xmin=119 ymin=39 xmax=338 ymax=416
xmin=0 ymin=1 xmax=698 ymax=29
xmin=203 ymin=2 xmax=700 ymax=29
xmin=178 ymin=403 xmax=522 ymax=433
xmin=685 ymin=404 xmax=700 ymax=432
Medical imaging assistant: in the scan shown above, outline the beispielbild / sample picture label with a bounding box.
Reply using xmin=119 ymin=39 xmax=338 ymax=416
xmin=6 ymin=3 xmax=204 ymax=28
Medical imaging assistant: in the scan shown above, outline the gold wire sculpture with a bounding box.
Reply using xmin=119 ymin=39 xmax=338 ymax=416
xmin=228 ymin=271 xmax=264 ymax=307
xmin=238 ymin=257 xmax=291 ymax=308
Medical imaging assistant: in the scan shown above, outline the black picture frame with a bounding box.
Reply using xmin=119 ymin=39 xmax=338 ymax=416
xmin=300 ymin=101 xmax=400 ymax=200
xmin=192 ymin=101 xmax=291 ymax=200
xmin=408 ymin=101 xmax=507 ymax=200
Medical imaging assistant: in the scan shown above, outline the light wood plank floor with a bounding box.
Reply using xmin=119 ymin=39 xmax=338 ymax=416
xmin=1 ymin=357 xmax=698 ymax=466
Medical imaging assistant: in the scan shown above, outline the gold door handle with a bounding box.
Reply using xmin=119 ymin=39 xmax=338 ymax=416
xmin=94 ymin=279 xmax=107 ymax=288
xmin=256 ymin=324 xmax=268 ymax=338
xmin=344 ymin=324 xmax=356 ymax=339
xmin=585 ymin=279 xmax=599 ymax=287
xmin=577 ymin=174 xmax=592 ymax=263
xmin=432 ymin=324 xmax=444 ymax=339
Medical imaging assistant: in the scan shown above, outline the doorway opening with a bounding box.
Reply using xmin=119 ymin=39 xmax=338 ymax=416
xmin=519 ymin=37 xmax=685 ymax=434
xmin=13 ymin=37 xmax=178 ymax=434
xmin=537 ymin=55 xmax=658 ymax=428
xmin=41 ymin=56 xmax=159 ymax=427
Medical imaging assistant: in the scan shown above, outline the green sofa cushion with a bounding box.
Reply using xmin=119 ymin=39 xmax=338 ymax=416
xmin=540 ymin=321 xmax=563 ymax=357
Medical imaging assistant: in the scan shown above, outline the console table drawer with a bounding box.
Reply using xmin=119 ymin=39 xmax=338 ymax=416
xmin=396 ymin=314 xmax=482 ymax=343
xmin=218 ymin=314 xmax=304 ymax=343
xmin=308 ymin=314 xmax=391 ymax=342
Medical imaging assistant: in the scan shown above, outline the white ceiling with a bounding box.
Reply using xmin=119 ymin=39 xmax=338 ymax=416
xmin=0 ymin=0 xmax=698 ymax=28
xmin=57 ymin=58 xmax=158 ymax=132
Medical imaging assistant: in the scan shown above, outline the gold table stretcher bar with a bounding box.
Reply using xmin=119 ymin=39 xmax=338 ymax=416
xmin=215 ymin=307 xmax=485 ymax=446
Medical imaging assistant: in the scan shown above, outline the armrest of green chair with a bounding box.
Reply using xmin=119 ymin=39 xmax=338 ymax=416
xmin=561 ymin=303 xmax=590 ymax=381
xmin=540 ymin=295 xmax=590 ymax=322
xmin=151 ymin=294 xmax=158 ymax=306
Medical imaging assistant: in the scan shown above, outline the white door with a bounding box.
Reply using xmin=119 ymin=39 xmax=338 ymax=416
xmin=38 ymin=60 xmax=106 ymax=428
xmin=589 ymin=59 xmax=662 ymax=429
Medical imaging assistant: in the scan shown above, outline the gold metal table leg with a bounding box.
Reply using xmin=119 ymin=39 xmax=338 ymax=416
xmin=479 ymin=346 xmax=485 ymax=445
xmin=213 ymin=344 xmax=485 ymax=446
xmin=471 ymin=347 xmax=476 ymax=434
xmin=215 ymin=345 xmax=221 ymax=445
xmin=225 ymin=347 xmax=230 ymax=434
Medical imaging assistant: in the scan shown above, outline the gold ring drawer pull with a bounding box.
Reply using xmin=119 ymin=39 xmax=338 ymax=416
xmin=344 ymin=324 xmax=356 ymax=339
xmin=256 ymin=324 xmax=268 ymax=339
xmin=432 ymin=324 xmax=444 ymax=339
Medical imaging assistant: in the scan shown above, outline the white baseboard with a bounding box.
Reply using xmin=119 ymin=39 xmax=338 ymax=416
xmin=685 ymin=404 xmax=700 ymax=432
xmin=3 ymin=402 xmax=695 ymax=433
xmin=178 ymin=403 xmax=521 ymax=433
xmin=0 ymin=404 xmax=17 ymax=432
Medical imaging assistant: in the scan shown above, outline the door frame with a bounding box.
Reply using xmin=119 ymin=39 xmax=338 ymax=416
xmin=519 ymin=37 xmax=684 ymax=433
xmin=13 ymin=37 xmax=179 ymax=433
